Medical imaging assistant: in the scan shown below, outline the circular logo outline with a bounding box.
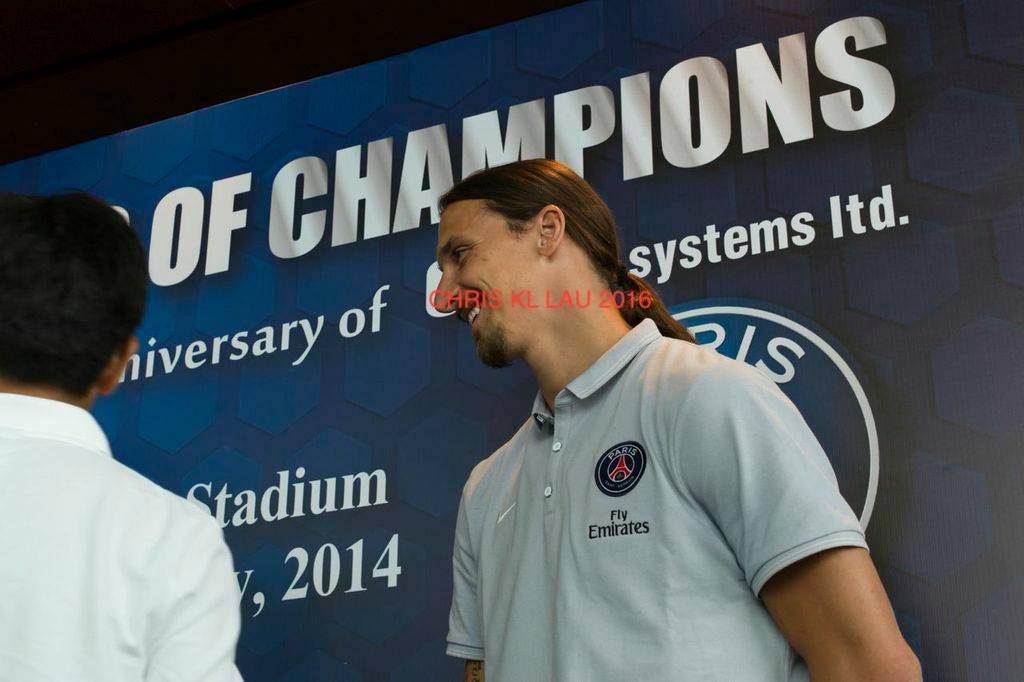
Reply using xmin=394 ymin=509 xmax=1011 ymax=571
xmin=594 ymin=441 xmax=647 ymax=497
xmin=672 ymin=301 xmax=879 ymax=530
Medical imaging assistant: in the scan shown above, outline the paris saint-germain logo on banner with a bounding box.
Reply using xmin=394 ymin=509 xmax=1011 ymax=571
xmin=594 ymin=441 xmax=647 ymax=497
xmin=671 ymin=298 xmax=879 ymax=529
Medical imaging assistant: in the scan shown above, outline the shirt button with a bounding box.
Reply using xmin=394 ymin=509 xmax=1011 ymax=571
xmin=552 ymin=441 xmax=562 ymax=452
xmin=543 ymin=485 xmax=553 ymax=498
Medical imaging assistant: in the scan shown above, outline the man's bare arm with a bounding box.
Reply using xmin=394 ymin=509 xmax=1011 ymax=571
xmin=761 ymin=546 xmax=921 ymax=681
xmin=463 ymin=660 xmax=484 ymax=682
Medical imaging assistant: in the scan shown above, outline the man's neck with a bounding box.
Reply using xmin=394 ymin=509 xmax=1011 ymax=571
xmin=524 ymin=306 xmax=632 ymax=411
xmin=0 ymin=379 xmax=94 ymax=410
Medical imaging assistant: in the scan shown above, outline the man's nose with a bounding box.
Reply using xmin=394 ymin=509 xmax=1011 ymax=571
xmin=432 ymin=269 xmax=459 ymax=313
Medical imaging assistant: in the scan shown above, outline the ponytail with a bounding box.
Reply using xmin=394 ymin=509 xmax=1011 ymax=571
xmin=616 ymin=269 xmax=695 ymax=343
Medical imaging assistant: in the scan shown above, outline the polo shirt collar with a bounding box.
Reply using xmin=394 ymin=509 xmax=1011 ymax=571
xmin=0 ymin=392 xmax=111 ymax=456
xmin=531 ymin=318 xmax=662 ymax=428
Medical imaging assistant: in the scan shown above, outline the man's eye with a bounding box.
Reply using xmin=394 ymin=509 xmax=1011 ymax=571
xmin=455 ymin=247 xmax=468 ymax=262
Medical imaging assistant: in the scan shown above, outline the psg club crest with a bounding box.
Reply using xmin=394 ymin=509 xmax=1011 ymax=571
xmin=595 ymin=441 xmax=646 ymax=497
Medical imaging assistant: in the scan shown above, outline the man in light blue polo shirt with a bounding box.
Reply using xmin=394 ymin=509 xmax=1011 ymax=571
xmin=434 ymin=160 xmax=920 ymax=682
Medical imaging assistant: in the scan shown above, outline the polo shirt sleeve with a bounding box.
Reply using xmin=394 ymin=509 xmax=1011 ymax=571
xmin=446 ymin=482 xmax=485 ymax=660
xmin=673 ymin=360 xmax=869 ymax=597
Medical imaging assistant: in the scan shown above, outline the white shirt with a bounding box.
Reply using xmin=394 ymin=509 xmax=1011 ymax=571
xmin=0 ymin=393 xmax=243 ymax=682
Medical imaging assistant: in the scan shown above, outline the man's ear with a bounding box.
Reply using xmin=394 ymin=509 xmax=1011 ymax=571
xmin=95 ymin=336 xmax=139 ymax=396
xmin=536 ymin=205 xmax=566 ymax=257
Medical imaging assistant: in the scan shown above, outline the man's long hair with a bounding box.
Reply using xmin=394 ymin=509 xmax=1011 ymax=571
xmin=439 ymin=159 xmax=695 ymax=343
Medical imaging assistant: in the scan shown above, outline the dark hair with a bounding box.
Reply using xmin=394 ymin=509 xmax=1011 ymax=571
xmin=0 ymin=192 xmax=147 ymax=396
xmin=439 ymin=159 xmax=695 ymax=343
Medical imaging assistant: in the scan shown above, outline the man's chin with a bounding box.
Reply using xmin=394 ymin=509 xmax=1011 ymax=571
xmin=475 ymin=325 xmax=515 ymax=368
xmin=479 ymin=351 xmax=513 ymax=368
xmin=476 ymin=341 xmax=512 ymax=368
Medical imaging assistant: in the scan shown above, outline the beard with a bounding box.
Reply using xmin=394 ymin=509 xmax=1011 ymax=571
xmin=475 ymin=316 xmax=515 ymax=368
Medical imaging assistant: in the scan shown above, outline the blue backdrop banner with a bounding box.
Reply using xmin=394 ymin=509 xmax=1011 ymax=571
xmin=2 ymin=1 xmax=1022 ymax=679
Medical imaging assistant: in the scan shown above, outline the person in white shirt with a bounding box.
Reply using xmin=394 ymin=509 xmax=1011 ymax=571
xmin=0 ymin=192 xmax=243 ymax=682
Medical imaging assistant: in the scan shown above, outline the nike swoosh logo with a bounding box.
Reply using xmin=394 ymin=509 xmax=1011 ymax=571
xmin=497 ymin=503 xmax=516 ymax=525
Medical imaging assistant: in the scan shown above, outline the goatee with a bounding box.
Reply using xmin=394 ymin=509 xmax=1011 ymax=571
xmin=475 ymin=320 xmax=514 ymax=368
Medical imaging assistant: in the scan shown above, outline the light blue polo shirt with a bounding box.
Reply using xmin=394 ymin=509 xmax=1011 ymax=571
xmin=447 ymin=318 xmax=868 ymax=681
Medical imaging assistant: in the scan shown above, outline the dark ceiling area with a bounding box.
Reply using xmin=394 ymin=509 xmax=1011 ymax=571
xmin=0 ymin=0 xmax=579 ymax=165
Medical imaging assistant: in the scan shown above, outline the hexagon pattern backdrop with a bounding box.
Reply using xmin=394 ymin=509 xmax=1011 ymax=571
xmin=2 ymin=1 xmax=1023 ymax=680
